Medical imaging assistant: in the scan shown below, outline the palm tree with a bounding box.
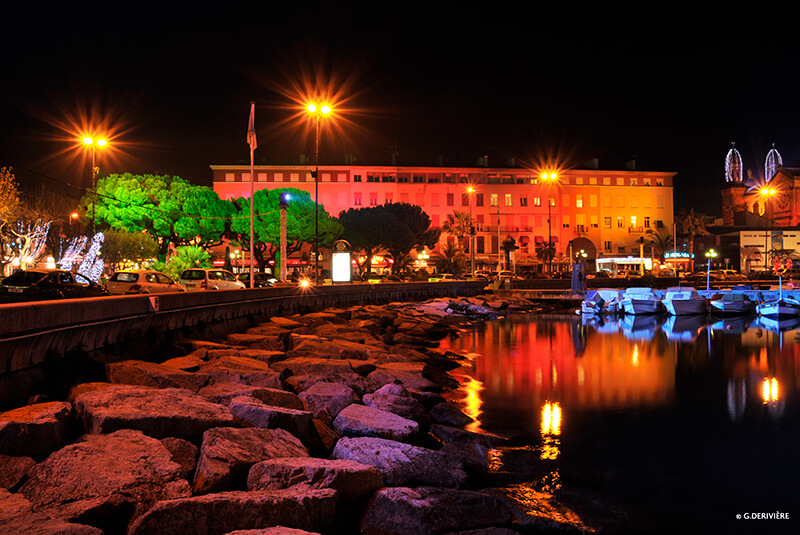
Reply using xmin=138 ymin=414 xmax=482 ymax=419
xmin=441 ymin=211 xmax=473 ymax=250
xmin=645 ymin=229 xmax=674 ymax=262
xmin=534 ymin=240 xmax=555 ymax=271
xmin=431 ymin=242 xmax=467 ymax=276
xmin=677 ymin=208 xmax=712 ymax=271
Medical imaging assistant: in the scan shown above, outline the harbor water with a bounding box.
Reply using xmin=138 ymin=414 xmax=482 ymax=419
xmin=441 ymin=312 xmax=800 ymax=534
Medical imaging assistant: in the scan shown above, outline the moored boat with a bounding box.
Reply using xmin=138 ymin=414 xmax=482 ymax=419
xmin=662 ymin=286 xmax=707 ymax=315
xmin=620 ymin=287 xmax=664 ymax=315
xmin=756 ymin=280 xmax=800 ymax=319
xmin=581 ymin=289 xmax=623 ymax=315
xmin=709 ymin=292 xmax=756 ymax=316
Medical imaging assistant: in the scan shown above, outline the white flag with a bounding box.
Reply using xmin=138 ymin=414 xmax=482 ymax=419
xmin=247 ymin=102 xmax=257 ymax=150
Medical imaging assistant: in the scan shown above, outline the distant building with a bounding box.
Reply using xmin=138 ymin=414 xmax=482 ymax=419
xmin=716 ymin=144 xmax=800 ymax=272
xmin=211 ymin=163 xmax=675 ymax=273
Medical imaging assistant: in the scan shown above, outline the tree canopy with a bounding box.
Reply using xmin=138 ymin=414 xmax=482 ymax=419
xmin=229 ymin=188 xmax=342 ymax=271
xmin=80 ymin=173 xmax=232 ymax=258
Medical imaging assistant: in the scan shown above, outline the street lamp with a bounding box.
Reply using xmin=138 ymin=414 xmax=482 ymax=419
xmin=467 ymin=186 xmax=475 ymax=277
xmin=82 ymin=136 xmax=108 ymax=236
xmin=540 ymin=172 xmax=559 ymax=277
xmin=760 ymin=187 xmax=777 ymax=273
xmin=306 ymin=102 xmax=332 ymax=283
xmin=705 ymin=248 xmax=718 ymax=291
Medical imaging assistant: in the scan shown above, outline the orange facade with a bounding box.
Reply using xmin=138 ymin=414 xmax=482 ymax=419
xmin=211 ymin=164 xmax=675 ymax=270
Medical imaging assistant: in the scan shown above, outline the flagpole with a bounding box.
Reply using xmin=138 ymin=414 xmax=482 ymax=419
xmin=247 ymin=101 xmax=257 ymax=289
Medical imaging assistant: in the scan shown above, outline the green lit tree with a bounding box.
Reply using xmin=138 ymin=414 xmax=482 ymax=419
xmin=80 ymin=173 xmax=232 ymax=260
xmin=431 ymin=241 xmax=467 ymax=276
xmin=101 ymin=228 xmax=159 ymax=270
xmin=229 ymin=188 xmax=342 ymax=271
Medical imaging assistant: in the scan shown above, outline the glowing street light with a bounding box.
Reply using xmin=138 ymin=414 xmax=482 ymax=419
xmin=467 ymin=186 xmax=475 ymax=277
xmin=540 ymin=172 xmax=559 ymax=276
xmin=760 ymin=187 xmax=777 ymax=273
xmin=306 ymin=102 xmax=333 ymax=283
xmin=705 ymin=248 xmax=718 ymax=291
xmin=82 ymin=136 xmax=109 ymax=236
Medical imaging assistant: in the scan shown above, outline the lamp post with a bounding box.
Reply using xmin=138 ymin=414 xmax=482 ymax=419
xmin=279 ymin=192 xmax=290 ymax=282
xmin=540 ymin=172 xmax=558 ymax=277
xmin=306 ymin=103 xmax=332 ymax=283
xmin=467 ymin=186 xmax=475 ymax=278
xmin=705 ymin=248 xmax=718 ymax=291
xmin=760 ymin=187 xmax=776 ymax=273
xmin=82 ymin=136 xmax=107 ymax=236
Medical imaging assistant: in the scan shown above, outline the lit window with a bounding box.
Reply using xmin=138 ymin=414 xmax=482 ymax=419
xmin=534 ymin=197 xmax=541 ymax=207
xmin=505 ymin=194 xmax=512 ymax=207
xmin=630 ymin=216 xmax=637 ymax=228
xmin=490 ymin=193 xmax=498 ymax=207
xmin=576 ymin=195 xmax=583 ymax=208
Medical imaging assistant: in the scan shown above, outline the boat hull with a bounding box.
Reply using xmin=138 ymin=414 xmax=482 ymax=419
xmin=621 ymin=299 xmax=663 ymax=315
xmin=663 ymin=299 xmax=707 ymax=316
xmin=757 ymin=299 xmax=800 ymax=319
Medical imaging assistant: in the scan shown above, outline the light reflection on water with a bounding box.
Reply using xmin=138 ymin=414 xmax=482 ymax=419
xmin=440 ymin=313 xmax=800 ymax=532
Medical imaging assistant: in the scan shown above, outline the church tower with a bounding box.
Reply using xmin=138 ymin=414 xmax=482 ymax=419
xmin=721 ymin=142 xmax=748 ymax=225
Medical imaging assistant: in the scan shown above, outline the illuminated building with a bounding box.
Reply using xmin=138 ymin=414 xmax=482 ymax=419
xmin=211 ymin=163 xmax=675 ymax=273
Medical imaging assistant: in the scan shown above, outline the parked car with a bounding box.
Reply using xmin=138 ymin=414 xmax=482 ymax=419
xmin=428 ymin=273 xmax=460 ymax=282
xmin=656 ymin=269 xmax=677 ymax=278
xmin=779 ymin=268 xmax=800 ymax=280
xmin=0 ymin=268 xmax=110 ymax=302
xmin=238 ymin=272 xmax=277 ymax=288
xmin=106 ymin=270 xmax=185 ymax=295
xmin=179 ymin=268 xmax=245 ymax=291
xmin=710 ymin=269 xmax=746 ymax=281
xmin=586 ymin=270 xmax=611 ymax=279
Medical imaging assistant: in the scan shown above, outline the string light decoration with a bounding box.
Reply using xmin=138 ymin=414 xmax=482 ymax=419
xmin=58 ymin=236 xmax=88 ymax=271
xmin=765 ymin=143 xmax=783 ymax=182
xmin=77 ymin=232 xmax=105 ymax=283
xmin=725 ymin=142 xmax=743 ymax=183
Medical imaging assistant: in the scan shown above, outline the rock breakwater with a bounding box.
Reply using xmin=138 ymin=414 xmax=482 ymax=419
xmin=0 ymin=295 xmax=649 ymax=534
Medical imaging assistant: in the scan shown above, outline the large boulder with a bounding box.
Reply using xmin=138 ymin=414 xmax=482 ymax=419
xmin=0 ymin=489 xmax=103 ymax=535
xmin=228 ymin=396 xmax=313 ymax=440
xmin=0 ymin=453 xmax=35 ymax=489
xmin=429 ymin=402 xmax=474 ymax=427
xmin=0 ymin=401 xmax=72 ymax=458
xmin=367 ymin=363 xmax=439 ymax=392
xmin=285 ymin=372 xmax=379 ymax=398
xmin=297 ymin=382 xmax=359 ymax=424
xmin=74 ymin=384 xmax=236 ymax=441
xmin=105 ymin=360 xmax=210 ymax=393
xmin=199 ymin=356 xmax=284 ymax=388
xmin=224 ymin=529 xmax=321 ymax=535
xmin=247 ymin=457 xmax=383 ymax=503
xmin=331 ymin=436 xmax=467 ymax=488
xmin=192 ymin=427 xmax=309 ymax=494
xmin=271 ymin=357 xmax=376 ymax=377
xmin=226 ymin=333 xmax=284 ymax=351
xmin=128 ymin=488 xmax=337 ymax=535
xmin=333 ymin=404 xmax=418 ymax=441
xmin=360 ymin=486 xmax=514 ymax=535
xmin=362 ymin=383 xmax=429 ymax=424
xmin=19 ymin=429 xmax=190 ymax=530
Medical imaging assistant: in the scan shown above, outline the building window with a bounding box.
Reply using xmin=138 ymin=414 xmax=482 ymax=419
xmin=490 ymin=193 xmax=498 ymax=207
xmin=630 ymin=216 xmax=637 ymax=228
xmin=617 ymin=177 xmax=624 ymax=185
xmin=476 ymin=193 xmax=484 ymax=207
xmin=549 ymin=197 xmax=555 ymax=207
xmin=590 ymin=194 xmax=597 ymax=207
xmin=643 ymin=178 xmax=651 ymax=186
xmin=644 ymin=216 xmax=650 ymax=228
xmin=382 ymin=175 xmax=396 ymax=182
xmin=257 ymin=173 xmax=266 ymax=182
xmin=617 ymin=217 xmax=624 ymax=228
xmin=413 ymin=176 xmax=425 ymax=183
xmin=576 ymin=194 xmax=583 ymax=208
xmin=274 ymin=173 xmax=284 ymax=182
xmin=604 ymin=216 xmax=612 ymax=228
xmin=369 ymin=193 xmax=378 ymax=206
xmin=367 ymin=175 xmax=379 ymax=183
xmin=604 ymin=241 xmax=612 ymax=252
xmin=225 ymin=173 xmax=235 ymax=182
xmin=447 ymin=193 xmax=455 ymax=206
xmin=462 ymin=193 xmax=470 ymax=207
xmin=477 ymin=236 xmax=485 ymax=254
xmin=242 ymin=173 xmax=251 ymax=182
xmin=534 ymin=197 xmax=541 ymax=207
xmin=504 ymin=193 xmax=512 ymax=207
xmin=631 ymin=178 xmax=638 ymax=186
xmin=520 ymin=197 xmax=528 ymax=207
xmin=354 ymin=193 xmax=362 ymax=206
xmin=590 ymin=215 xmax=598 ymax=228
xmin=562 ymin=215 xmax=570 ymax=228
xmin=352 ymin=174 xmax=362 ymax=182
xmin=655 ymin=219 xmax=664 ymax=228
xmin=431 ymin=193 xmax=440 ymax=207
xmin=656 ymin=178 xmax=664 ymax=186
xmin=604 ymin=177 xmax=611 ymax=185
xmin=385 ymin=193 xmax=393 ymax=204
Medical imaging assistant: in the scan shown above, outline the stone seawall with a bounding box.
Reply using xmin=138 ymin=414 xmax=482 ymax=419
xmin=0 ymin=282 xmax=485 ymax=406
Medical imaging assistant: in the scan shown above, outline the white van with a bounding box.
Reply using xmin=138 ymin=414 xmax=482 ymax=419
xmin=179 ymin=268 xmax=245 ymax=291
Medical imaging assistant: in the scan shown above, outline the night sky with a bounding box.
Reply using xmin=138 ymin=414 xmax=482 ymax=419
xmin=2 ymin=3 xmax=798 ymax=215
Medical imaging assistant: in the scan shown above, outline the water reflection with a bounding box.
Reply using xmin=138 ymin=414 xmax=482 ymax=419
xmin=442 ymin=313 xmax=800 ymax=433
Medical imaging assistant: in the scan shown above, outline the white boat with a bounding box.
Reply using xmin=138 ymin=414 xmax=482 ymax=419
xmin=620 ymin=287 xmax=664 ymax=315
xmin=662 ymin=286 xmax=708 ymax=315
xmin=756 ymin=279 xmax=800 ymax=319
xmin=708 ymin=292 xmax=756 ymax=316
xmin=581 ymin=289 xmax=623 ymax=315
